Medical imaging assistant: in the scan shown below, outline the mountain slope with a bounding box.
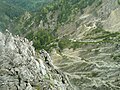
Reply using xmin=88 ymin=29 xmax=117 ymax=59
xmin=13 ymin=0 xmax=120 ymax=89
xmin=0 ymin=0 xmax=120 ymax=90
xmin=52 ymin=28 xmax=120 ymax=90
xmin=3 ymin=0 xmax=53 ymax=11
xmin=0 ymin=1 xmax=24 ymax=31
xmin=11 ymin=0 xmax=101 ymax=34
xmin=0 ymin=0 xmax=53 ymax=32
xmin=0 ymin=32 xmax=73 ymax=90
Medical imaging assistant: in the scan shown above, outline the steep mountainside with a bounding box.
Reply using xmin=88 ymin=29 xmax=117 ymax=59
xmin=0 ymin=1 xmax=24 ymax=31
xmin=52 ymin=29 xmax=120 ymax=90
xmin=0 ymin=0 xmax=120 ymax=90
xmin=3 ymin=0 xmax=53 ymax=11
xmin=10 ymin=0 xmax=120 ymax=50
xmin=0 ymin=32 xmax=72 ymax=90
xmin=12 ymin=0 xmax=101 ymax=35
xmin=0 ymin=0 xmax=53 ymax=32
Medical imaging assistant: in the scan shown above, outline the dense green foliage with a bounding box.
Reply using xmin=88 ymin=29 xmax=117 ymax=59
xmin=0 ymin=1 xmax=24 ymax=19
xmin=57 ymin=0 xmax=96 ymax=23
xmin=118 ymin=0 xmax=120 ymax=5
xmin=12 ymin=0 xmax=102 ymax=35
xmin=0 ymin=1 xmax=25 ymax=31
xmin=26 ymin=29 xmax=56 ymax=51
xmin=3 ymin=0 xmax=53 ymax=11
xmin=26 ymin=30 xmax=92 ymax=51
xmin=0 ymin=0 xmax=53 ymax=32
xmin=58 ymin=37 xmax=72 ymax=50
xmin=41 ymin=0 xmax=100 ymax=24
xmin=1 ymin=0 xmax=106 ymax=52
xmin=23 ymin=0 xmax=101 ymax=27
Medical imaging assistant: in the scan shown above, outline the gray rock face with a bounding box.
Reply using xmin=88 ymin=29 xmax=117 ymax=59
xmin=0 ymin=32 xmax=72 ymax=90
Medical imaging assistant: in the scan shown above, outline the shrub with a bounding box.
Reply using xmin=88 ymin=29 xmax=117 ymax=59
xmin=26 ymin=29 xmax=56 ymax=51
xmin=58 ymin=37 xmax=71 ymax=50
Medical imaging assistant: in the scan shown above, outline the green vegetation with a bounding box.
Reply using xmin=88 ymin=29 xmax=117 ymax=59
xmin=31 ymin=0 xmax=101 ymax=25
xmin=0 ymin=1 xmax=25 ymax=31
xmin=71 ymin=41 xmax=83 ymax=50
xmin=2 ymin=0 xmax=108 ymax=52
xmin=84 ymin=28 xmax=120 ymax=43
xmin=0 ymin=0 xmax=53 ymax=32
xmin=0 ymin=1 xmax=24 ymax=19
xmin=35 ymin=85 xmax=41 ymax=90
xmin=58 ymin=0 xmax=94 ymax=23
xmin=26 ymin=32 xmax=86 ymax=51
xmin=118 ymin=0 xmax=120 ymax=5
xmin=58 ymin=28 xmax=120 ymax=50
xmin=56 ymin=0 xmax=98 ymax=24
xmin=58 ymin=37 xmax=72 ymax=50
xmin=58 ymin=37 xmax=93 ymax=50
xmin=25 ymin=26 xmax=120 ymax=53
xmin=26 ymin=29 xmax=56 ymax=52
xmin=3 ymin=0 xmax=53 ymax=11
xmin=12 ymin=0 xmax=102 ymax=36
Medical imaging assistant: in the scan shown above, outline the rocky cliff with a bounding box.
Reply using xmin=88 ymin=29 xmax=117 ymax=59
xmin=0 ymin=31 xmax=72 ymax=90
xmin=1 ymin=0 xmax=120 ymax=90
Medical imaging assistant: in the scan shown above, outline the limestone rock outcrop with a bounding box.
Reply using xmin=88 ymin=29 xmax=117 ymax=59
xmin=0 ymin=32 xmax=72 ymax=90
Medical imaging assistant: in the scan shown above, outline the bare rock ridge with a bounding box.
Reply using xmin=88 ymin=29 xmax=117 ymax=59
xmin=0 ymin=31 xmax=72 ymax=90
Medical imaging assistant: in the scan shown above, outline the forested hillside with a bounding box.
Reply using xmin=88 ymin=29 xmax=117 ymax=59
xmin=0 ymin=0 xmax=53 ymax=31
